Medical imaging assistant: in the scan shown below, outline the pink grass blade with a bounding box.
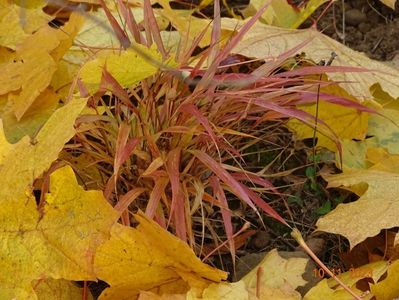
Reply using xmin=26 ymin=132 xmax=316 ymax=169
xmin=145 ymin=176 xmax=169 ymax=218
xmin=114 ymin=187 xmax=146 ymax=215
xmin=210 ymin=176 xmax=235 ymax=269
xmin=99 ymin=0 xmax=130 ymax=49
xmin=196 ymin=0 xmax=271 ymax=90
xmin=141 ymin=156 xmax=165 ymax=177
xmin=190 ymin=150 xmax=258 ymax=212
xmin=238 ymin=183 xmax=288 ymax=226
xmin=117 ymin=0 xmax=144 ymax=44
xmin=114 ymin=123 xmax=140 ymax=179
xmin=100 ymin=68 xmax=139 ymax=114
xmin=166 ymin=147 xmax=187 ymax=241
xmin=143 ymin=0 xmax=167 ymax=58
xmin=179 ymin=103 xmax=220 ymax=151
xmin=208 ymin=0 xmax=221 ymax=65
xmin=231 ymin=172 xmax=278 ymax=193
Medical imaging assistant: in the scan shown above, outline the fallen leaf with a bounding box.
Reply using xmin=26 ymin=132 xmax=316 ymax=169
xmin=367 ymin=108 xmax=399 ymax=155
xmin=0 ymin=13 xmax=84 ymax=120
xmin=34 ymin=279 xmax=94 ymax=300
xmin=288 ymin=99 xmax=368 ymax=152
xmin=0 ymin=88 xmax=59 ymax=143
xmin=80 ymin=46 xmax=174 ymax=94
xmin=187 ymin=281 xmax=249 ymax=300
xmin=94 ymin=212 xmax=227 ymax=300
xmin=378 ymin=0 xmax=396 ymax=9
xmin=220 ymin=20 xmax=399 ymax=100
xmin=241 ymin=249 xmax=307 ymax=300
xmin=0 ymin=165 xmax=118 ymax=299
xmin=242 ymin=0 xmax=328 ymax=28
xmin=0 ymin=98 xmax=86 ymax=198
xmin=0 ymin=2 xmax=51 ymax=49
xmin=370 ymin=259 xmax=399 ymax=300
xmin=318 ymin=157 xmax=399 ymax=248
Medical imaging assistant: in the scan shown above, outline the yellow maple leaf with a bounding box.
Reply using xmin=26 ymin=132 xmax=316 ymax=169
xmin=94 ymin=212 xmax=227 ymax=300
xmin=370 ymin=259 xmax=399 ymax=300
xmin=0 ymin=13 xmax=84 ymax=121
xmin=288 ymin=99 xmax=368 ymax=153
xmin=80 ymin=45 xmax=174 ymax=94
xmin=220 ymin=19 xmax=399 ymax=100
xmin=186 ymin=249 xmax=307 ymax=300
xmin=1 ymin=88 xmax=59 ymax=143
xmin=0 ymin=165 xmax=118 ymax=299
xmin=318 ymin=156 xmax=399 ymax=248
xmin=0 ymin=98 xmax=86 ymax=198
xmin=242 ymin=0 xmax=328 ymax=29
xmin=241 ymin=249 xmax=306 ymax=300
xmin=0 ymin=2 xmax=51 ymax=49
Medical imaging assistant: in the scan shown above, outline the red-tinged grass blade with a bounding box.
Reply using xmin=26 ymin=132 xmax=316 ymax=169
xmin=239 ymin=182 xmax=288 ymax=226
xmin=208 ymin=0 xmax=221 ymax=66
xmin=215 ymin=0 xmax=271 ymax=63
xmin=143 ymin=0 xmax=167 ymax=58
xmin=210 ymin=176 xmax=235 ymax=269
xmin=77 ymin=79 xmax=89 ymax=98
xmin=196 ymin=0 xmax=271 ymax=89
xmin=114 ymin=123 xmax=140 ymax=179
xmin=99 ymin=0 xmax=130 ymax=49
xmin=165 ymin=147 xmax=187 ymax=241
xmin=191 ymin=150 xmax=258 ymax=212
xmin=299 ymin=91 xmax=377 ymax=114
xmin=120 ymin=138 xmax=140 ymax=167
xmin=117 ymin=0 xmax=144 ymax=44
xmin=201 ymin=229 xmax=256 ymax=256
xmin=245 ymin=98 xmax=340 ymax=144
xmin=272 ymin=65 xmax=371 ymax=78
xmin=100 ymin=68 xmax=139 ymax=114
xmin=231 ymin=172 xmax=278 ymax=193
xmin=115 ymin=188 xmax=146 ymax=213
xmin=141 ymin=156 xmax=165 ymax=177
xmin=145 ymin=176 xmax=169 ymax=218
xmin=250 ymin=38 xmax=314 ymax=80
xmin=179 ymin=103 xmax=220 ymax=151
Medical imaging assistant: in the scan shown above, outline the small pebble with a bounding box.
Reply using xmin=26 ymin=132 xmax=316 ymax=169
xmin=345 ymin=9 xmax=367 ymax=26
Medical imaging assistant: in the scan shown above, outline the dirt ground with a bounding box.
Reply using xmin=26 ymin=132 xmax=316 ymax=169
xmin=310 ymin=0 xmax=399 ymax=61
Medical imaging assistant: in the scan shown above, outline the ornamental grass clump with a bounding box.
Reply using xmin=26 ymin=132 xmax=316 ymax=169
xmin=62 ymin=0 xmax=368 ymax=261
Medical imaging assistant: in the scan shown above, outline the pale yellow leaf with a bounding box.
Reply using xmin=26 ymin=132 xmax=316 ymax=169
xmin=378 ymin=0 xmax=396 ymax=9
xmin=242 ymin=0 xmax=328 ymax=28
xmin=318 ymin=160 xmax=399 ymax=248
xmin=241 ymin=249 xmax=306 ymax=300
xmin=220 ymin=19 xmax=399 ymax=100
